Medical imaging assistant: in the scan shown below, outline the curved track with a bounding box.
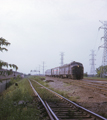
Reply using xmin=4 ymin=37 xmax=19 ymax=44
xmin=28 ymin=79 xmax=107 ymax=120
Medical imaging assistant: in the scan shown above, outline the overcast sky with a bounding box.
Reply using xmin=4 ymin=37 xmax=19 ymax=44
xmin=0 ymin=0 xmax=107 ymax=74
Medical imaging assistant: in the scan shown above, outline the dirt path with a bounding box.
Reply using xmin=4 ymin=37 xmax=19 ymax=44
xmin=45 ymin=77 xmax=107 ymax=118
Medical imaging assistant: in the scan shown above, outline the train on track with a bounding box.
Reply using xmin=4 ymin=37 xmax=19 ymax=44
xmin=45 ymin=61 xmax=84 ymax=79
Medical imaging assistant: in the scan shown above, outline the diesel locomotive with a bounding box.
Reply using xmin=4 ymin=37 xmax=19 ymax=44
xmin=45 ymin=61 xmax=84 ymax=79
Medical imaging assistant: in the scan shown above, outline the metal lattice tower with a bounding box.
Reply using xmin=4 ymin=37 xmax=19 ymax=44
xmin=60 ymin=52 xmax=64 ymax=66
xmin=90 ymin=50 xmax=96 ymax=75
xmin=99 ymin=21 xmax=107 ymax=77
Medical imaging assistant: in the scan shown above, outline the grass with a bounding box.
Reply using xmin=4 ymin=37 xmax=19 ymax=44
xmin=50 ymin=88 xmax=68 ymax=97
xmin=63 ymin=81 xmax=71 ymax=87
xmin=50 ymin=88 xmax=80 ymax=102
xmin=30 ymin=76 xmax=107 ymax=119
xmin=30 ymin=76 xmax=80 ymax=102
xmin=69 ymin=96 xmax=80 ymax=102
xmin=30 ymin=76 xmax=49 ymax=87
xmin=31 ymin=80 xmax=60 ymax=102
xmin=30 ymin=76 xmax=45 ymax=81
xmin=0 ymin=78 xmax=41 ymax=120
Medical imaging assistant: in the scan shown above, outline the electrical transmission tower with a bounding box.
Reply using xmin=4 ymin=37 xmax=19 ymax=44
xmin=60 ymin=52 xmax=64 ymax=66
xmin=42 ymin=61 xmax=46 ymax=75
xmin=90 ymin=50 xmax=96 ymax=75
xmin=99 ymin=21 xmax=107 ymax=77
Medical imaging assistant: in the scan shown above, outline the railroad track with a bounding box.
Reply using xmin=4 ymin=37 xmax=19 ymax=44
xmin=65 ymin=80 xmax=107 ymax=96
xmin=47 ymin=77 xmax=107 ymax=96
xmin=28 ymin=79 xmax=107 ymax=120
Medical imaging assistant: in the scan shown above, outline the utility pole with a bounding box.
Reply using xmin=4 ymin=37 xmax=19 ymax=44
xmin=30 ymin=70 xmax=32 ymax=75
xmin=39 ymin=65 xmax=40 ymax=75
xmin=34 ymin=70 xmax=37 ymax=75
xmin=99 ymin=21 xmax=107 ymax=77
xmin=42 ymin=61 xmax=46 ymax=75
xmin=90 ymin=50 xmax=96 ymax=75
xmin=60 ymin=52 xmax=64 ymax=66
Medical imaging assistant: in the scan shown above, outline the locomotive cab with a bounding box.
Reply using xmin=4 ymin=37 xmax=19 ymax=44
xmin=71 ymin=62 xmax=83 ymax=79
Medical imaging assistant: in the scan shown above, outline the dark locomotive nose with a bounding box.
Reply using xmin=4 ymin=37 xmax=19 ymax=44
xmin=72 ymin=65 xmax=83 ymax=79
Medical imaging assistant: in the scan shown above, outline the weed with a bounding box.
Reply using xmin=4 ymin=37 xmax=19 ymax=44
xmin=69 ymin=96 xmax=78 ymax=102
xmin=0 ymin=78 xmax=41 ymax=120
xmin=31 ymin=76 xmax=79 ymax=103
xmin=31 ymin=80 xmax=60 ymax=102
xmin=40 ymin=77 xmax=45 ymax=80
xmin=76 ymin=96 xmax=80 ymax=99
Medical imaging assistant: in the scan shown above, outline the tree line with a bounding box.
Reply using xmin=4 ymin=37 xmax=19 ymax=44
xmin=84 ymin=65 xmax=107 ymax=77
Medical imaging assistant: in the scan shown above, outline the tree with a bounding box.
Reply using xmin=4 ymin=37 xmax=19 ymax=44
xmin=0 ymin=37 xmax=18 ymax=76
xmin=84 ymin=72 xmax=88 ymax=77
xmin=96 ymin=65 xmax=107 ymax=77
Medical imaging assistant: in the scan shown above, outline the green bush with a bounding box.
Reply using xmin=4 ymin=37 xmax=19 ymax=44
xmin=7 ymin=75 xmax=22 ymax=88
xmin=0 ymin=79 xmax=40 ymax=120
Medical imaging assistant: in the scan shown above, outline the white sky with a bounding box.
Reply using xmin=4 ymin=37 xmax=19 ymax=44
xmin=0 ymin=0 xmax=107 ymax=74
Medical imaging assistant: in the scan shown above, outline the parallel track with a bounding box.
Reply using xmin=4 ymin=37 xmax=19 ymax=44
xmin=29 ymin=79 xmax=107 ymax=120
xmin=65 ymin=80 xmax=107 ymax=96
xmin=46 ymin=77 xmax=107 ymax=96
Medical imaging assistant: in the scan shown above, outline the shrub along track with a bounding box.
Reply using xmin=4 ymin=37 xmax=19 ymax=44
xmin=29 ymin=79 xmax=107 ymax=120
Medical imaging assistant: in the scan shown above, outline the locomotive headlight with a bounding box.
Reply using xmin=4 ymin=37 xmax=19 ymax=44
xmin=77 ymin=65 xmax=79 ymax=67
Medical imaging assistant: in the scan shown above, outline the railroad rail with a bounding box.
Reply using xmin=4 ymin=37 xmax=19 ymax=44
xmin=83 ymin=78 xmax=107 ymax=82
xmin=28 ymin=79 xmax=107 ymax=120
xmin=66 ymin=80 xmax=107 ymax=96
xmin=46 ymin=77 xmax=107 ymax=96
xmin=28 ymin=79 xmax=58 ymax=120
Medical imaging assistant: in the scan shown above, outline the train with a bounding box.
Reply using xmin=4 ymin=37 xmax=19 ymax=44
xmin=45 ymin=61 xmax=84 ymax=79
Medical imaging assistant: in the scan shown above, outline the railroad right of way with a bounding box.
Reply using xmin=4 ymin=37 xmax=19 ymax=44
xmin=28 ymin=79 xmax=107 ymax=120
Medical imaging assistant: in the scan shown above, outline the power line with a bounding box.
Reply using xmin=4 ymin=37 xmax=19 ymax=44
xmin=93 ymin=30 xmax=99 ymax=50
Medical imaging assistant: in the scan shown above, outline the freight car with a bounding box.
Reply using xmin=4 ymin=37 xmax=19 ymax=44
xmin=45 ymin=61 xmax=84 ymax=79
